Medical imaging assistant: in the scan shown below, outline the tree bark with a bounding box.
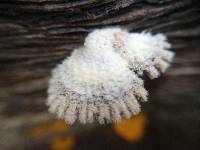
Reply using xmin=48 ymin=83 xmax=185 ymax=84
xmin=0 ymin=0 xmax=200 ymax=150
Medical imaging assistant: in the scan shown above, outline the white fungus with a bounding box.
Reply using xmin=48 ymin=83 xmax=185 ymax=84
xmin=47 ymin=27 xmax=175 ymax=124
xmin=111 ymin=28 xmax=175 ymax=79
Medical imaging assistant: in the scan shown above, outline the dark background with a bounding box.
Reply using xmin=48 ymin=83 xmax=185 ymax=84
xmin=0 ymin=0 xmax=200 ymax=150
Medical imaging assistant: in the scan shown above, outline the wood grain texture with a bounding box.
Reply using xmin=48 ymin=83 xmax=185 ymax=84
xmin=0 ymin=0 xmax=200 ymax=150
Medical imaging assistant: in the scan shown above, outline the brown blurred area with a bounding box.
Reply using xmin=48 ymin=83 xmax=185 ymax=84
xmin=0 ymin=0 xmax=200 ymax=150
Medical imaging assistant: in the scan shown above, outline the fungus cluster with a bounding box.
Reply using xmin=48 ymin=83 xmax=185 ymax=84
xmin=47 ymin=27 xmax=175 ymax=124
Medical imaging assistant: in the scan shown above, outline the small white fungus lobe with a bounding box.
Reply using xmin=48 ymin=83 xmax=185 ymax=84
xmin=47 ymin=27 xmax=175 ymax=124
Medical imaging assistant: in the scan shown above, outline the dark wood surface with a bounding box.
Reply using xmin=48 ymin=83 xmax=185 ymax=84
xmin=0 ymin=0 xmax=200 ymax=150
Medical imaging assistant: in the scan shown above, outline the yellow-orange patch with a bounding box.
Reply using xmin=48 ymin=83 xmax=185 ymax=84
xmin=113 ymin=113 xmax=147 ymax=143
xmin=30 ymin=120 xmax=69 ymax=138
xmin=51 ymin=136 xmax=75 ymax=150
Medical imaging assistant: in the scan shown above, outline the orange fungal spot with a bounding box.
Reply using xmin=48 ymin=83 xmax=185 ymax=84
xmin=51 ymin=136 xmax=75 ymax=150
xmin=30 ymin=120 xmax=69 ymax=138
xmin=113 ymin=113 xmax=147 ymax=143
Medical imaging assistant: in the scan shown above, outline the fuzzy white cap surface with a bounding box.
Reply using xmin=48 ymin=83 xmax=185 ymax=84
xmin=47 ymin=27 xmax=175 ymax=124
